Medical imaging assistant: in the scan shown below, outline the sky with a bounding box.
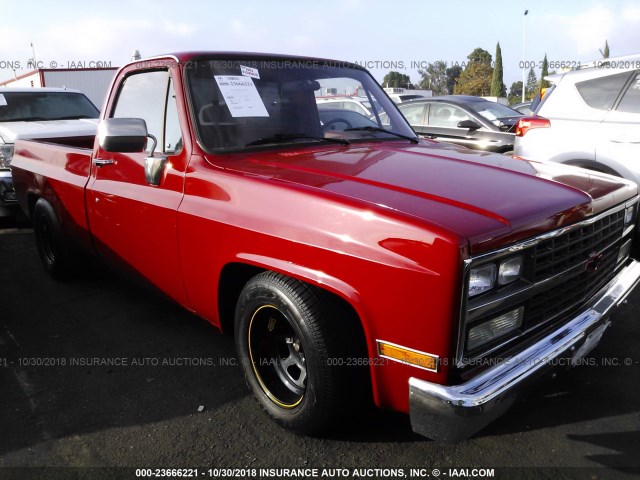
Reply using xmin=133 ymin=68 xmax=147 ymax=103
xmin=1 ymin=0 xmax=639 ymax=92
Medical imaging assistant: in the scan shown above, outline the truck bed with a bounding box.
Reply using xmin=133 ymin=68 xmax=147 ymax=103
xmin=11 ymin=136 xmax=96 ymax=252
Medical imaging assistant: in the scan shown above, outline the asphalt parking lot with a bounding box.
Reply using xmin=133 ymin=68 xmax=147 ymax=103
xmin=1 ymin=219 xmax=640 ymax=480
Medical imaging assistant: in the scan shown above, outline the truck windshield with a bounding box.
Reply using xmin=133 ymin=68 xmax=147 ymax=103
xmin=0 ymin=92 xmax=99 ymax=122
xmin=187 ymin=58 xmax=417 ymax=151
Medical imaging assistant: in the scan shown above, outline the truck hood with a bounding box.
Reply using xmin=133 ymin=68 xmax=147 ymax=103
xmin=0 ymin=119 xmax=98 ymax=143
xmin=216 ymin=141 xmax=637 ymax=254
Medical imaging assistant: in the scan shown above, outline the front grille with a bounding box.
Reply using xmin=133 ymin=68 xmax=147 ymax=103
xmin=532 ymin=209 xmax=625 ymax=282
xmin=525 ymin=245 xmax=618 ymax=329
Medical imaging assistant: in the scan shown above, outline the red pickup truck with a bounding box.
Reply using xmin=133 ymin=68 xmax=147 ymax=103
xmin=10 ymin=52 xmax=640 ymax=442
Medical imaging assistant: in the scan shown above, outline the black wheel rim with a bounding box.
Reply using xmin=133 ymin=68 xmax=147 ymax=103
xmin=36 ymin=214 xmax=55 ymax=265
xmin=248 ymin=305 xmax=306 ymax=408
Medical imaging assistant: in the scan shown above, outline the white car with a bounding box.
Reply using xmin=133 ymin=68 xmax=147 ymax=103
xmin=0 ymin=87 xmax=99 ymax=216
xmin=386 ymin=93 xmax=428 ymax=104
xmin=514 ymin=54 xmax=640 ymax=186
xmin=315 ymin=96 xmax=381 ymax=117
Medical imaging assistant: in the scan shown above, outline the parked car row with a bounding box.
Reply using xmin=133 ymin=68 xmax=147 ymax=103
xmin=316 ymin=94 xmax=524 ymax=153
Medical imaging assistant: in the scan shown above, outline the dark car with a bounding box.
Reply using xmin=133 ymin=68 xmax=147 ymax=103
xmin=511 ymin=101 xmax=533 ymax=115
xmin=388 ymin=96 xmax=524 ymax=153
xmin=318 ymin=108 xmax=378 ymax=131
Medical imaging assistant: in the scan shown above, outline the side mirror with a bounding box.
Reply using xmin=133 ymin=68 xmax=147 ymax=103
xmin=457 ymin=119 xmax=482 ymax=130
xmin=98 ymin=118 xmax=167 ymax=187
xmin=98 ymin=118 xmax=148 ymax=152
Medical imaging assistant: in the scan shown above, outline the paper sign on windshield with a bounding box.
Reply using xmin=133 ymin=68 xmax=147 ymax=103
xmin=214 ymin=75 xmax=269 ymax=118
xmin=240 ymin=65 xmax=260 ymax=79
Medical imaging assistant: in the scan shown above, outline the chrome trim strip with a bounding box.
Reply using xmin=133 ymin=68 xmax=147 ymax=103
xmin=120 ymin=54 xmax=180 ymax=71
xmin=455 ymin=258 xmax=472 ymax=367
xmin=623 ymin=224 xmax=636 ymax=237
xmin=410 ymin=259 xmax=640 ymax=442
xmin=470 ymin=198 xmax=636 ymax=265
xmin=468 ymin=235 xmax=623 ymax=321
xmin=376 ymin=340 xmax=439 ymax=373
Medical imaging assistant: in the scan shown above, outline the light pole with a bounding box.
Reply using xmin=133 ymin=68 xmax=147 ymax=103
xmin=522 ymin=9 xmax=528 ymax=103
xmin=30 ymin=42 xmax=37 ymax=69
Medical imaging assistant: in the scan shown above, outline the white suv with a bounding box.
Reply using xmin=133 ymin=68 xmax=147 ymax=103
xmin=514 ymin=54 xmax=640 ymax=185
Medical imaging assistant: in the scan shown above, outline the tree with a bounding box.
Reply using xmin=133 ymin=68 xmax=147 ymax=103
xmin=383 ymin=71 xmax=411 ymax=89
xmin=445 ymin=65 xmax=462 ymax=94
xmin=525 ymin=67 xmax=538 ymax=100
xmin=508 ymin=81 xmax=523 ymax=104
xmin=490 ymin=43 xmax=505 ymax=97
xmin=539 ymin=54 xmax=550 ymax=92
xmin=454 ymin=47 xmax=494 ymax=96
xmin=467 ymin=47 xmax=492 ymax=66
xmin=600 ymin=40 xmax=610 ymax=59
xmin=454 ymin=62 xmax=494 ymax=96
xmin=418 ymin=61 xmax=449 ymax=96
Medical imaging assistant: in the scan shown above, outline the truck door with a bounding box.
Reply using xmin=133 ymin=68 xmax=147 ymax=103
xmin=86 ymin=68 xmax=189 ymax=307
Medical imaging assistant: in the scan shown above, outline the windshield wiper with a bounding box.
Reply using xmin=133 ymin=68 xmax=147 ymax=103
xmin=10 ymin=116 xmax=49 ymax=122
xmin=54 ymin=115 xmax=96 ymax=120
xmin=246 ymin=133 xmax=349 ymax=147
xmin=343 ymin=126 xmax=419 ymax=144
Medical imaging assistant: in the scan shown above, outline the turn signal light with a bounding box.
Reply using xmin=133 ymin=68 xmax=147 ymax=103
xmin=378 ymin=341 xmax=438 ymax=372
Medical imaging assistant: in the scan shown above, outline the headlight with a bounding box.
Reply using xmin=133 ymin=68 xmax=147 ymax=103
xmin=467 ymin=307 xmax=524 ymax=350
xmin=468 ymin=264 xmax=496 ymax=297
xmin=498 ymin=256 xmax=523 ymax=286
xmin=468 ymin=256 xmax=523 ymax=297
xmin=0 ymin=144 xmax=14 ymax=168
xmin=624 ymin=204 xmax=636 ymax=225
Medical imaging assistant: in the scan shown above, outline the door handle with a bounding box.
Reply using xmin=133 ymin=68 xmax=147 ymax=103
xmin=93 ymin=159 xmax=115 ymax=167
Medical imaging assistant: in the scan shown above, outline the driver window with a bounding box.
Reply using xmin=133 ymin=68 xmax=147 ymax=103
xmin=112 ymin=70 xmax=183 ymax=154
xmin=429 ymin=103 xmax=471 ymax=128
xmin=399 ymin=104 xmax=426 ymax=125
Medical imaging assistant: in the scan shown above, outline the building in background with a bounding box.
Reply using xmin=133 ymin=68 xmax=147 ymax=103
xmin=0 ymin=68 xmax=118 ymax=108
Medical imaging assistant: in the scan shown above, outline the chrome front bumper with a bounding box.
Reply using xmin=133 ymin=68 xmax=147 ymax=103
xmin=1 ymin=169 xmax=16 ymax=202
xmin=409 ymin=259 xmax=640 ymax=443
xmin=0 ymin=169 xmax=17 ymax=216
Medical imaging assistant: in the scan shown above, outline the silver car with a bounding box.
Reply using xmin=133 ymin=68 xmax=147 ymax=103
xmin=514 ymin=54 xmax=640 ymax=186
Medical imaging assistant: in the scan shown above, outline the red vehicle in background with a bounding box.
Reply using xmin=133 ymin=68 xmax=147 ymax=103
xmin=10 ymin=52 xmax=640 ymax=442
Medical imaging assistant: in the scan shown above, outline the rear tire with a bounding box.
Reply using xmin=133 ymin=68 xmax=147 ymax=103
xmin=234 ymin=271 xmax=366 ymax=435
xmin=33 ymin=198 xmax=75 ymax=280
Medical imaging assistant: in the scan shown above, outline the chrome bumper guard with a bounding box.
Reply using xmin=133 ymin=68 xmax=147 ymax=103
xmin=409 ymin=259 xmax=640 ymax=443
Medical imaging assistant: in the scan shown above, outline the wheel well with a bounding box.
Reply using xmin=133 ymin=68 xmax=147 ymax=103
xmin=218 ymin=263 xmax=265 ymax=335
xmin=218 ymin=265 xmax=368 ymax=363
xmin=27 ymin=193 xmax=39 ymax=217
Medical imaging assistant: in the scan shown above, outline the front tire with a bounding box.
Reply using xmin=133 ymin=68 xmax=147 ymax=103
xmin=235 ymin=271 xmax=363 ymax=435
